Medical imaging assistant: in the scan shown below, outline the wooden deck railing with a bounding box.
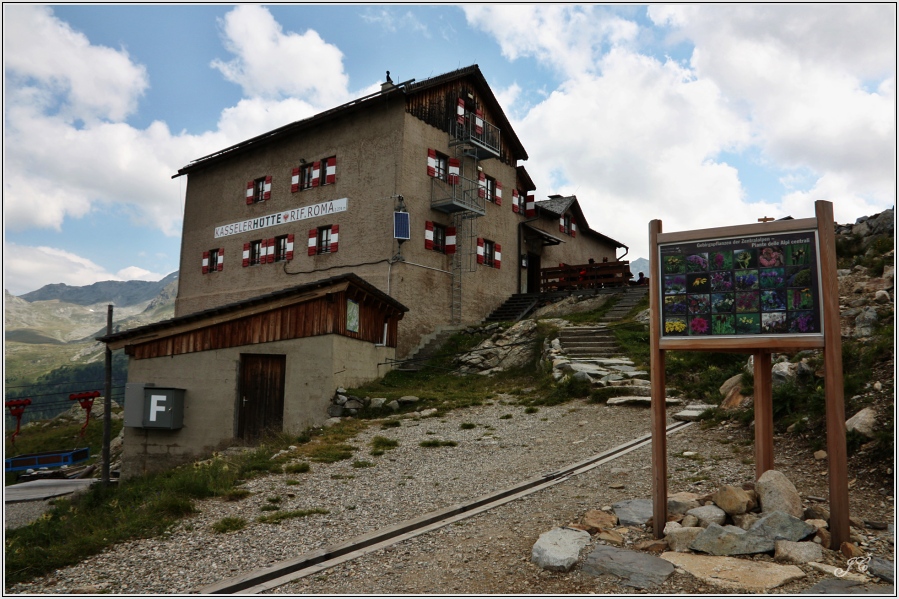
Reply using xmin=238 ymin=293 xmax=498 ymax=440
xmin=540 ymin=261 xmax=633 ymax=292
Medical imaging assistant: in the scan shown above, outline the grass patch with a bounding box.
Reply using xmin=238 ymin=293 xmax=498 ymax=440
xmin=260 ymin=505 xmax=280 ymax=512
xmin=371 ymin=436 xmax=399 ymax=451
xmin=352 ymin=460 xmax=375 ymax=468
xmin=223 ymin=488 xmax=251 ymax=501
xmin=212 ymin=517 xmax=247 ymax=534
xmin=306 ymin=444 xmax=356 ymax=463
xmin=419 ymin=440 xmax=458 ymax=448
xmin=284 ymin=462 xmax=310 ymax=474
xmin=460 ymin=422 xmax=476 ymax=429
xmin=380 ymin=420 xmax=401 ymax=428
xmin=285 ymin=479 xmax=300 ymax=485
xmin=256 ymin=508 xmax=329 ymax=525
xmin=499 ymin=414 xmax=513 ymax=420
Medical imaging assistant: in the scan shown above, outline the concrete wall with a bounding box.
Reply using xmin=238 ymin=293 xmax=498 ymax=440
xmin=121 ymin=336 xmax=394 ymax=477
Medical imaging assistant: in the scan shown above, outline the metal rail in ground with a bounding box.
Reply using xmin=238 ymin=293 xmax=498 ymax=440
xmin=198 ymin=420 xmax=693 ymax=594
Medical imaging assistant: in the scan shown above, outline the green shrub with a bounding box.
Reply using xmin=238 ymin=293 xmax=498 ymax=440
xmin=256 ymin=508 xmax=329 ymax=524
xmin=212 ymin=517 xmax=247 ymax=534
xmin=308 ymin=444 xmax=356 ymax=463
xmin=284 ymin=462 xmax=311 ymax=474
xmin=352 ymin=460 xmax=375 ymax=468
xmin=419 ymin=440 xmax=457 ymax=448
xmin=371 ymin=436 xmax=399 ymax=451
xmin=460 ymin=422 xmax=476 ymax=429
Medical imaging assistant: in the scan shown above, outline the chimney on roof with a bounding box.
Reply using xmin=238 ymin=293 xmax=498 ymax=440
xmin=548 ymin=194 xmax=563 ymax=199
xmin=381 ymin=70 xmax=395 ymax=93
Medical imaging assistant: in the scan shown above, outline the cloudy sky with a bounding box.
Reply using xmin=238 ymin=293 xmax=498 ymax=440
xmin=3 ymin=4 xmax=895 ymax=295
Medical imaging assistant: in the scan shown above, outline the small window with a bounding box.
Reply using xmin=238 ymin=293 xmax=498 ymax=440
xmin=483 ymin=239 xmax=495 ymax=267
xmin=208 ymin=249 xmax=221 ymax=271
xmin=317 ymin=226 xmax=332 ymax=254
xmin=434 ymin=152 xmax=448 ymax=181
xmin=204 ymin=248 xmax=222 ymax=274
xmin=515 ymin=189 xmax=526 ymax=214
xmin=300 ymin=163 xmax=315 ymax=190
xmin=252 ymin=178 xmax=266 ymax=203
xmin=485 ymin=176 xmax=497 ymax=203
xmin=274 ymin=235 xmax=288 ymax=262
xmin=433 ymin=224 xmax=446 ymax=253
xmin=249 ymin=240 xmax=263 ymax=265
xmin=563 ymin=214 xmax=572 ymax=235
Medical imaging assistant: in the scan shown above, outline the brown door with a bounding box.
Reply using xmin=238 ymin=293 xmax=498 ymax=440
xmin=238 ymin=354 xmax=286 ymax=441
xmin=527 ymin=253 xmax=541 ymax=293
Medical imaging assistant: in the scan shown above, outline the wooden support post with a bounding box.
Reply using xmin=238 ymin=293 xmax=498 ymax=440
xmin=816 ymin=200 xmax=849 ymax=550
xmin=753 ymin=350 xmax=774 ymax=478
xmin=648 ymin=219 xmax=667 ymax=538
xmin=102 ymin=304 xmax=113 ymax=485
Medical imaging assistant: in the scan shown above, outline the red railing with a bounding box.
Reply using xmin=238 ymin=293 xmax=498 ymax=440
xmin=540 ymin=261 xmax=632 ymax=292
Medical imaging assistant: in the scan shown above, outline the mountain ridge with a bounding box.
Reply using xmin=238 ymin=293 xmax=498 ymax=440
xmin=18 ymin=271 xmax=179 ymax=307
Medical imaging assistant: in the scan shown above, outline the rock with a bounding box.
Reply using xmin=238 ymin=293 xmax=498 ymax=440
xmin=343 ymin=399 xmax=364 ymax=410
xmin=606 ymin=396 xmax=681 ymax=406
xmin=686 ymin=505 xmax=727 ymax=527
xmin=719 ymin=373 xmax=743 ymax=397
xmin=386 ymin=400 xmax=400 ymax=411
xmin=750 ymin=511 xmax=818 ymax=543
xmin=673 ymin=405 xmax=713 ymax=421
xmin=661 ymin=552 xmax=806 ymax=591
xmin=854 ymin=307 xmax=879 ymax=337
xmin=334 ymin=394 xmax=348 ymax=405
xmin=323 ymin=417 xmax=343 ymax=427
xmin=804 ymin=504 xmax=830 ymax=521
xmin=397 ymin=395 xmax=420 ymax=404
xmin=808 ymin=561 xmax=868 ymax=583
xmin=774 ymin=540 xmax=824 ymax=564
xmin=662 ymin=521 xmax=682 ymax=535
xmin=841 ymin=542 xmax=866 ymax=558
xmin=612 ymin=499 xmax=654 ymax=526
xmin=665 ymin=526 xmax=704 ymax=552
xmin=531 ymin=527 xmax=591 ymax=572
xmin=418 ymin=408 xmax=438 ymax=417
xmin=868 ymin=557 xmax=895 ymax=583
xmin=874 ymin=290 xmax=891 ymax=304
xmin=846 ymin=407 xmax=877 ymax=438
xmin=609 ymin=483 xmax=625 ymax=489
xmin=805 ymin=518 xmax=828 ymax=529
xmin=598 ymin=530 xmax=625 ymax=545
xmin=634 ymin=538 xmax=668 ymax=553
xmin=814 ymin=450 xmax=828 ymax=460
xmin=720 ymin=384 xmax=751 ymax=410
xmin=581 ymin=545 xmax=674 ymax=589
xmin=757 ymin=470 xmax=804 ymax=518
xmin=771 ymin=361 xmax=798 ymax=387
xmin=572 ymin=371 xmax=594 ymax=384
xmin=732 ymin=513 xmax=759 ymax=530
xmin=327 ymin=404 xmax=344 ymax=417
xmin=712 ymin=485 xmax=754 ymax=516
xmin=681 ymin=514 xmax=699 ymax=528
xmin=583 ymin=509 xmax=618 ymax=531
xmin=815 ymin=527 xmax=831 ymax=548
xmin=667 ymin=492 xmax=701 ymax=515
xmin=690 ymin=523 xmax=773 ymax=555
xmin=369 ymin=397 xmax=387 ymax=409
xmin=803 ymin=578 xmax=888 ymax=594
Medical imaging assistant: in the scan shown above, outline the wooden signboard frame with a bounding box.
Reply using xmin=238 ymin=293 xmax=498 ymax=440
xmin=648 ymin=200 xmax=848 ymax=549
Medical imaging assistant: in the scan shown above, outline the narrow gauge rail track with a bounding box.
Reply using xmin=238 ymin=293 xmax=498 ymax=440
xmin=199 ymin=420 xmax=693 ymax=594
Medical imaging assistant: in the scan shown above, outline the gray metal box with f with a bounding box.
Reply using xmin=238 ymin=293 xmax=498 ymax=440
xmin=142 ymin=388 xmax=185 ymax=429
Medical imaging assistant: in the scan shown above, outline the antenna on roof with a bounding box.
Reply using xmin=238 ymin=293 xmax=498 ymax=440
xmin=385 ymin=70 xmax=392 ymax=84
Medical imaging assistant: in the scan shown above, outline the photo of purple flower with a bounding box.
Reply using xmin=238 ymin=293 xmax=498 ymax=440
xmin=710 ymin=251 xmax=733 ymax=271
xmin=736 ymin=291 xmax=759 ymax=313
xmin=686 ymin=253 xmax=709 ymax=273
xmin=735 ymin=269 xmax=759 ymax=290
xmin=709 ymin=271 xmax=733 ymax=292
xmin=759 ymin=268 xmax=786 ymax=289
xmin=687 ymin=294 xmax=711 ymax=315
xmin=761 ymin=290 xmax=786 ymax=311
xmin=664 ymin=294 xmax=687 ymax=314
xmin=664 ymin=275 xmax=687 ymax=295
xmin=789 ymin=311 xmax=817 ymax=333
xmin=761 ymin=312 xmax=788 ymax=333
xmin=758 ymin=246 xmax=785 ymax=267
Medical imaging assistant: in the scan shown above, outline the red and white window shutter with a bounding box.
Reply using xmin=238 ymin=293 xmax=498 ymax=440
xmin=424 ymin=221 xmax=434 ymax=250
xmin=246 ymin=181 xmax=255 ymax=205
xmin=476 ymin=238 xmax=485 ymax=264
xmin=526 ymin=194 xmax=536 ymax=217
xmin=243 ymin=243 xmax=250 ymax=267
xmin=474 ymin=109 xmax=484 ymax=135
xmin=330 ymin=224 xmax=339 ymax=253
xmin=495 ymin=181 xmax=503 ymax=206
xmin=560 ymin=216 xmax=566 ymax=233
xmin=285 ymin=234 xmax=295 ymax=260
xmin=494 ymin=243 xmax=501 ymax=269
xmin=512 ymin=189 xmax=520 ymax=213
xmin=427 ymin=148 xmax=437 ymax=177
xmin=202 ymin=251 xmax=209 ymax=274
xmin=217 ymin=248 xmax=224 ymax=271
xmin=456 ymin=98 xmax=465 ymax=124
xmin=446 ymin=227 xmax=457 ymax=254
xmin=266 ymin=238 xmax=276 ymax=263
xmin=311 ymin=162 xmax=321 ymax=187
xmin=448 ymin=158 xmax=460 ymax=185
xmin=478 ymin=172 xmax=486 ymax=198
xmin=571 ymin=223 xmax=577 ymax=238
xmin=308 ymin=229 xmax=318 ymax=256
xmin=291 ymin=167 xmax=300 ymax=193
xmin=325 ymin=157 xmax=336 ymax=184
xmin=263 ymin=176 xmax=272 ymax=200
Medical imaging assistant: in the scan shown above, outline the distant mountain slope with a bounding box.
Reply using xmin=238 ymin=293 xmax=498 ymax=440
xmin=629 ymin=257 xmax=648 ymax=276
xmin=19 ymin=272 xmax=179 ymax=306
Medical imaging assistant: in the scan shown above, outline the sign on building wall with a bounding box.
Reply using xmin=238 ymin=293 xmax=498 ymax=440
xmin=214 ymin=198 xmax=348 ymax=238
xmin=346 ymin=299 xmax=360 ymax=333
xmin=658 ymin=229 xmax=822 ymax=337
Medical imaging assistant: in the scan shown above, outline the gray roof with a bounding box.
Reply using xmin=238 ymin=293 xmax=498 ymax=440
xmin=535 ymin=195 xmax=576 ymax=216
xmin=535 ymin=195 xmax=627 ymax=249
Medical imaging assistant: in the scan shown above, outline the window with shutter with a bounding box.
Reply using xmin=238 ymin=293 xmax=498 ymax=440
xmin=495 ymin=181 xmax=503 ymax=206
xmin=424 ymin=221 xmax=434 ymax=250
xmin=526 ymin=194 xmax=536 ymax=217
xmin=247 ymin=177 xmax=270 ymax=203
xmin=427 ymin=149 xmax=448 ymax=180
xmin=324 ymin=156 xmax=336 ymax=185
xmin=204 ymin=248 xmax=223 ymax=273
xmin=445 ymin=227 xmax=457 ymax=255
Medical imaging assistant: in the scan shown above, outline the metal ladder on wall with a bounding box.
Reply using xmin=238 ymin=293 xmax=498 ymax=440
xmin=451 ymin=211 xmax=479 ymax=324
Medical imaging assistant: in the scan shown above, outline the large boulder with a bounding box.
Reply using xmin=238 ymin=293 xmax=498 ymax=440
xmin=756 ymin=470 xmax=803 ymax=518
xmin=712 ymin=485 xmax=755 ymax=516
xmin=531 ymin=527 xmax=591 ymax=572
xmin=845 ymin=407 xmax=877 ymax=438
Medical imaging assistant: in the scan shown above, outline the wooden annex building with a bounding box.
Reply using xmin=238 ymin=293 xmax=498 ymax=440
xmin=99 ymin=274 xmax=406 ymax=476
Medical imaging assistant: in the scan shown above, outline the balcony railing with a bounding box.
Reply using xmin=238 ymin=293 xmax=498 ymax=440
xmin=449 ymin=111 xmax=501 ymax=160
xmin=540 ymin=261 xmax=633 ymax=292
xmin=430 ymin=174 xmax=486 ymax=215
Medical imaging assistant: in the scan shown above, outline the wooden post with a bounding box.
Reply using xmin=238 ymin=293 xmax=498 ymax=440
xmin=816 ymin=200 xmax=849 ymax=549
xmin=102 ymin=304 xmax=113 ymax=485
xmin=648 ymin=219 xmax=667 ymax=538
xmin=753 ymin=350 xmax=774 ymax=477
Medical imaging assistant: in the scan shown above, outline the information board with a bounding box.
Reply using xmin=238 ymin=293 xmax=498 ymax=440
xmin=658 ymin=229 xmax=822 ymax=338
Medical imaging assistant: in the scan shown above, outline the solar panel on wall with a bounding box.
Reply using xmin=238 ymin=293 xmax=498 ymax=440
xmin=394 ymin=212 xmax=410 ymax=239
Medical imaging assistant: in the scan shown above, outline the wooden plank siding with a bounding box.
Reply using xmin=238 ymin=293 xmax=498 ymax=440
xmin=129 ymin=291 xmax=402 ymax=360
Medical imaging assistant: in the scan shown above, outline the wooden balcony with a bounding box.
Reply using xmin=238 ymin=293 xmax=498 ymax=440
xmin=540 ymin=261 xmax=634 ymax=292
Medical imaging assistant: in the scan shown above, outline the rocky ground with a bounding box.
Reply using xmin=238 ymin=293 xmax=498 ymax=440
xmin=6 ymin=392 xmax=894 ymax=595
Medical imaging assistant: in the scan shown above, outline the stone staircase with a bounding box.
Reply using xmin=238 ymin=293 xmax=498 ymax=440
xmin=484 ymin=293 xmax=541 ymax=322
xmin=395 ymin=326 xmax=464 ymax=372
xmin=558 ymin=326 xmax=622 ymax=359
xmin=598 ymin=286 xmax=649 ymax=322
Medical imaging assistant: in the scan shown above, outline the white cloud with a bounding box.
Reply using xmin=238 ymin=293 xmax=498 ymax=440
xmin=210 ymin=5 xmax=350 ymax=107
xmin=4 ymin=243 xmax=116 ymax=295
xmin=361 ymin=8 xmax=430 ymax=37
xmin=3 ymin=5 xmax=148 ymax=124
xmin=116 ymin=266 xmax=164 ymax=281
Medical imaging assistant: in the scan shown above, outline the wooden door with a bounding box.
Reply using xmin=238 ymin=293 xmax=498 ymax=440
xmin=238 ymin=354 xmax=285 ymax=441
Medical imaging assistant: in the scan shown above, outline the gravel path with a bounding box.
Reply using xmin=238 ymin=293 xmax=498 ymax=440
xmin=6 ymin=396 xmax=895 ymax=595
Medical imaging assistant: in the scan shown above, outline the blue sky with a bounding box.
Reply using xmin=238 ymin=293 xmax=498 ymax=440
xmin=4 ymin=4 xmax=895 ymax=295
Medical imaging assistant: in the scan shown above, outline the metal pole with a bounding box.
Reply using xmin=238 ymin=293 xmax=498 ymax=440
xmin=102 ymin=304 xmax=113 ymax=484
